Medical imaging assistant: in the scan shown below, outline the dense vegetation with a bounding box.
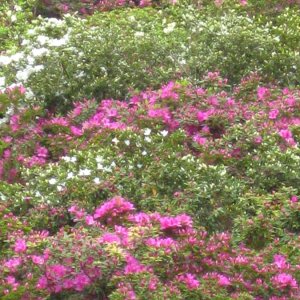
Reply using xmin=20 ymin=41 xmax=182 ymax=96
xmin=1 ymin=0 xmax=300 ymax=299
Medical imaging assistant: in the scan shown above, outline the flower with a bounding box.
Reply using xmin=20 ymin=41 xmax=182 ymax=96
xmin=49 ymin=178 xmax=57 ymax=185
xmin=14 ymin=239 xmax=27 ymax=253
xmin=271 ymin=273 xmax=298 ymax=290
xmin=269 ymin=109 xmax=279 ymax=120
xmin=144 ymin=128 xmax=151 ymax=136
xmin=78 ymin=168 xmax=91 ymax=176
xmin=291 ymin=195 xmax=298 ymax=203
xmin=160 ymin=130 xmax=168 ymax=137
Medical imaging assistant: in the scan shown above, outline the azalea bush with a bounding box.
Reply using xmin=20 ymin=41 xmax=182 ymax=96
xmin=1 ymin=197 xmax=300 ymax=299
xmin=1 ymin=5 xmax=299 ymax=111
xmin=1 ymin=74 xmax=300 ymax=236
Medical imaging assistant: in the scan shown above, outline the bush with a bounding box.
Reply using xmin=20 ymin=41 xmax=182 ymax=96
xmin=1 ymin=197 xmax=300 ymax=299
xmin=1 ymin=5 xmax=299 ymax=111
xmin=1 ymin=75 xmax=300 ymax=235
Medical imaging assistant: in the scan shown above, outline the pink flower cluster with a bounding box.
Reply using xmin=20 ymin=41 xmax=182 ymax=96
xmin=1 ymin=198 xmax=300 ymax=298
xmin=1 ymin=74 xmax=300 ymax=183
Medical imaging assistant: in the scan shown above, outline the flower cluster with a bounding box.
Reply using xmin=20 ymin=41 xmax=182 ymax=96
xmin=1 ymin=198 xmax=300 ymax=299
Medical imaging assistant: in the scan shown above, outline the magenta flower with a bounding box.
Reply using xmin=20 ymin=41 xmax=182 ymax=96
xmin=94 ymin=196 xmax=135 ymax=220
xmin=271 ymin=273 xmax=298 ymax=290
xmin=218 ymin=274 xmax=231 ymax=286
xmin=290 ymin=195 xmax=298 ymax=203
xmin=14 ymin=239 xmax=27 ymax=253
xmin=269 ymin=109 xmax=279 ymax=120
xmin=177 ymin=273 xmax=200 ymax=290
xmin=197 ymin=111 xmax=209 ymax=122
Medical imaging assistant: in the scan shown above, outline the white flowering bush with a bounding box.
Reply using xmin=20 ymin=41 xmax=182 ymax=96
xmin=1 ymin=5 xmax=300 ymax=111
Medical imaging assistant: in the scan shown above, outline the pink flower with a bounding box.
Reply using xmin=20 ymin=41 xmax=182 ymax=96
xmin=197 ymin=111 xmax=209 ymax=122
xmin=279 ymin=129 xmax=296 ymax=146
xmin=269 ymin=109 xmax=279 ymax=120
xmin=14 ymin=239 xmax=27 ymax=253
xmin=94 ymin=196 xmax=135 ymax=220
xmin=271 ymin=273 xmax=298 ymax=289
xmin=31 ymin=255 xmax=45 ymax=265
xmin=273 ymin=255 xmax=290 ymax=270
xmin=177 ymin=273 xmax=200 ymax=290
xmin=85 ymin=215 xmax=95 ymax=225
xmin=218 ymin=274 xmax=231 ymax=286
xmin=73 ymin=273 xmax=91 ymax=291
xmin=159 ymin=214 xmax=193 ymax=231
xmin=193 ymin=134 xmax=207 ymax=145
xmin=291 ymin=195 xmax=298 ymax=203
xmin=36 ymin=276 xmax=48 ymax=289
xmin=70 ymin=126 xmax=83 ymax=136
xmin=47 ymin=264 xmax=67 ymax=278
xmin=257 ymin=87 xmax=269 ymax=100
xmin=4 ymin=257 xmax=21 ymax=271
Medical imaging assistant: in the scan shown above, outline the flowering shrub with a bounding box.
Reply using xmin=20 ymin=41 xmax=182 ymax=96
xmin=1 ymin=5 xmax=299 ymax=110
xmin=1 ymin=197 xmax=300 ymax=299
xmin=1 ymin=74 xmax=300 ymax=236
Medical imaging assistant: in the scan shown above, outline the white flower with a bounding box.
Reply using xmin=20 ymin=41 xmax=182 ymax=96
xmin=49 ymin=178 xmax=57 ymax=185
xmin=14 ymin=5 xmax=22 ymax=11
xmin=16 ymin=69 xmax=31 ymax=82
xmin=48 ymin=36 xmax=69 ymax=47
xmin=67 ymin=172 xmax=74 ymax=179
xmin=144 ymin=128 xmax=151 ymax=136
xmin=142 ymin=150 xmax=147 ymax=156
xmin=96 ymin=156 xmax=104 ymax=163
xmin=112 ymin=137 xmax=119 ymax=144
xmin=144 ymin=137 xmax=152 ymax=143
xmin=27 ymin=29 xmax=36 ymax=36
xmin=27 ymin=56 xmax=35 ymax=65
xmin=94 ymin=177 xmax=101 ymax=184
xmin=21 ymin=39 xmax=30 ymax=46
xmin=104 ymin=166 xmax=112 ymax=173
xmin=111 ymin=161 xmax=116 ymax=168
xmin=134 ymin=31 xmax=145 ymax=38
xmin=70 ymin=156 xmax=77 ymax=163
xmin=160 ymin=130 xmax=168 ymax=137
xmin=128 ymin=16 xmax=135 ymax=22
xmin=124 ymin=140 xmax=130 ymax=146
xmin=57 ymin=185 xmax=63 ymax=192
xmin=25 ymin=88 xmax=35 ymax=99
xmin=0 ymin=56 xmax=12 ymax=66
xmin=78 ymin=168 xmax=91 ymax=176
xmin=62 ymin=156 xmax=71 ymax=162
xmin=137 ymin=164 xmax=143 ymax=169
xmin=33 ymin=65 xmax=44 ymax=72
xmin=37 ymin=35 xmax=49 ymax=45
xmin=97 ymin=163 xmax=104 ymax=170
xmin=0 ymin=77 xmax=5 ymax=88
xmin=31 ymin=48 xmax=49 ymax=57
xmin=11 ymin=15 xmax=17 ymax=23
xmin=163 ymin=22 xmax=176 ymax=34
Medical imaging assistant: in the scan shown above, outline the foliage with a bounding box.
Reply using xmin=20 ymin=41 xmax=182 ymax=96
xmin=1 ymin=5 xmax=299 ymax=111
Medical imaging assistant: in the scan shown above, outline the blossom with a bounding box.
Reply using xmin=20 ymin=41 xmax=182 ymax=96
xmin=197 ymin=111 xmax=209 ymax=122
xmin=144 ymin=128 xmax=151 ymax=136
xmin=31 ymin=255 xmax=45 ymax=265
xmin=271 ymin=273 xmax=298 ymax=290
xmin=290 ymin=195 xmax=298 ymax=203
xmin=49 ymin=178 xmax=57 ymax=185
xmin=94 ymin=196 xmax=135 ymax=220
xmin=269 ymin=109 xmax=279 ymax=120
xmin=177 ymin=273 xmax=200 ymax=290
xmin=78 ymin=168 xmax=91 ymax=176
xmin=14 ymin=239 xmax=27 ymax=253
